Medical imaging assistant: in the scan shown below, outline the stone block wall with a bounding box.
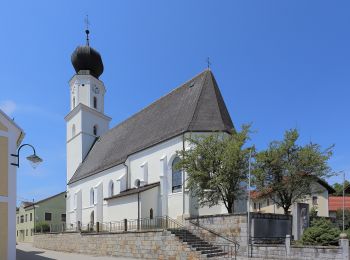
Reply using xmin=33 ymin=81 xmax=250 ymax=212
xmin=185 ymin=213 xmax=248 ymax=253
xmin=34 ymin=231 xmax=203 ymax=260
xmin=250 ymin=244 xmax=343 ymax=260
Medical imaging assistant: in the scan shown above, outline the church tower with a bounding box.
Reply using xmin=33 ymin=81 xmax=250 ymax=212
xmin=65 ymin=29 xmax=111 ymax=183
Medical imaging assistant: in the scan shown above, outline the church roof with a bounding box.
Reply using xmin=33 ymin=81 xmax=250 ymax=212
xmin=68 ymin=69 xmax=234 ymax=184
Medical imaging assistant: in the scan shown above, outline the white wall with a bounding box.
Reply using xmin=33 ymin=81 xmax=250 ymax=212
xmin=67 ymin=164 xmax=126 ymax=225
xmin=106 ymin=195 xmax=138 ymax=221
xmin=140 ymin=187 xmax=160 ymax=219
xmin=67 ymin=132 xmax=230 ymax=225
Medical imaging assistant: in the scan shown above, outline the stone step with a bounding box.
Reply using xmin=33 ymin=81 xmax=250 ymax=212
xmin=195 ymin=246 xmax=220 ymax=251
xmin=201 ymin=249 xmax=224 ymax=254
xmin=206 ymin=252 xmax=228 ymax=258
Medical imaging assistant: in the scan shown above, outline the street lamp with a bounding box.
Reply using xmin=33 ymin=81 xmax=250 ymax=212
xmin=11 ymin=144 xmax=43 ymax=168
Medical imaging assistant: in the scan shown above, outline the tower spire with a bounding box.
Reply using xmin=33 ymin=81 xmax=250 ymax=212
xmin=84 ymin=15 xmax=90 ymax=46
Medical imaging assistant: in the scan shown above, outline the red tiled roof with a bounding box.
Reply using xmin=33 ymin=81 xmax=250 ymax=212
xmin=329 ymin=196 xmax=350 ymax=211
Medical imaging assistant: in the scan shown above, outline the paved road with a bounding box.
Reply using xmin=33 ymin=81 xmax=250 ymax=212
xmin=16 ymin=243 xmax=137 ymax=260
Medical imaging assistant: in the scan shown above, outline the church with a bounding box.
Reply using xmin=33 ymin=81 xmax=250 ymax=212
xmin=65 ymin=30 xmax=234 ymax=228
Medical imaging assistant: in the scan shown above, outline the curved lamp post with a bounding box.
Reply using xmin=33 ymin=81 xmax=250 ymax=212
xmin=11 ymin=144 xmax=43 ymax=168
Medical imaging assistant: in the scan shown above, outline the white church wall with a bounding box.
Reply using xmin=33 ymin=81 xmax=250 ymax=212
xmin=128 ymin=135 xmax=184 ymax=189
xmin=140 ymin=187 xmax=160 ymax=219
xmin=106 ymin=195 xmax=138 ymax=221
xmin=67 ymin=164 xmax=126 ymax=225
xmin=168 ymin=192 xmax=183 ymax=220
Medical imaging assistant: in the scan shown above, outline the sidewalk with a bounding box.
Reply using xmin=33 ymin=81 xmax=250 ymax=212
xmin=16 ymin=243 xmax=137 ymax=260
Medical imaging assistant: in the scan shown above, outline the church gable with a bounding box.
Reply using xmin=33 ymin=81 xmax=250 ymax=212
xmin=68 ymin=69 xmax=234 ymax=184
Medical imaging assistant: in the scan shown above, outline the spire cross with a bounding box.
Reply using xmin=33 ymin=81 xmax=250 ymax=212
xmin=84 ymin=15 xmax=90 ymax=46
xmin=206 ymin=57 xmax=212 ymax=69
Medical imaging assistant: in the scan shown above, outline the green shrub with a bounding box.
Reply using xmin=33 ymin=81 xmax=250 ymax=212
xmin=301 ymin=218 xmax=340 ymax=245
xmin=35 ymin=222 xmax=50 ymax=233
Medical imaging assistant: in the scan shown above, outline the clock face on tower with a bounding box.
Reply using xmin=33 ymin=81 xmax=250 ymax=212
xmin=93 ymin=86 xmax=100 ymax=94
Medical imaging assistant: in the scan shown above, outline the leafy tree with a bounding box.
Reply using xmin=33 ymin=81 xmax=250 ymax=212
xmin=176 ymin=125 xmax=252 ymax=213
xmin=333 ymin=181 xmax=350 ymax=196
xmin=35 ymin=222 xmax=50 ymax=233
xmin=253 ymin=129 xmax=333 ymax=215
xmin=301 ymin=218 xmax=340 ymax=245
xmin=309 ymin=206 xmax=318 ymax=222
xmin=335 ymin=209 xmax=350 ymax=230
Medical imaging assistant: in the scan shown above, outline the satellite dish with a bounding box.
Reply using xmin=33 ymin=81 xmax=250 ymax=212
xmin=134 ymin=179 xmax=141 ymax=188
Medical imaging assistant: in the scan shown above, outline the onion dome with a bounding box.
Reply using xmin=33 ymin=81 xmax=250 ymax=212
xmin=71 ymin=29 xmax=104 ymax=79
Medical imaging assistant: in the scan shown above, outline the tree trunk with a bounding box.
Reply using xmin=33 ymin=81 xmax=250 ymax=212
xmin=283 ymin=207 xmax=290 ymax=215
xmin=226 ymin=200 xmax=234 ymax=213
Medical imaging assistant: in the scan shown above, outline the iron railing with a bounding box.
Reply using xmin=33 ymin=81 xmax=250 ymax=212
xmin=188 ymin=218 xmax=240 ymax=259
xmin=35 ymin=216 xmax=239 ymax=258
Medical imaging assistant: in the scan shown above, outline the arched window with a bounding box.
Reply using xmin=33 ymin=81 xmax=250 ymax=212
xmin=93 ymin=96 xmax=97 ymax=109
xmin=150 ymin=208 xmax=153 ymax=219
xmin=72 ymin=124 xmax=76 ymax=137
xmin=90 ymin=188 xmax=94 ymax=206
xmin=93 ymin=125 xmax=98 ymax=136
xmin=109 ymin=181 xmax=114 ymax=197
xmin=73 ymin=97 xmax=76 ymax=108
xmin=172 ymin=157 xmax=182 ymax=193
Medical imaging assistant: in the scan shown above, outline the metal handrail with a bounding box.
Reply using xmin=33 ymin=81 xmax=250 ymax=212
xmin=188 ymin=218 xmax=240 ymax=247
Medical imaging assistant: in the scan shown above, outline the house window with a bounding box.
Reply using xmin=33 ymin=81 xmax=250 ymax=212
xmin=25 ymin=214 xmax=27 ymax=222
xmin=93 ymin=125 xmax=98 ymax=136
xmin=31 ymin=229 xmax=33 ymax=236
xmin=258 ymin=203 xmax=261 ymax=211
xmin=172 ymin=157 xmax=182 ymax=193
xmin=253 ymin=203 xmax=257 ymax=210
xmin=30 ymin=213 xmax=32 ymax=222
xmin=267 ymin=199 xmax=270 ymax=206
xmin=20 ymin=215 xmax=24 ymax=223
xmin=17 ymin=231 xmax=18 ymax=237
xmin=93 ymin=96 xmax=97 ymax=109
xmin=26 ymin=229 xmax=28 ymax=236
xmin=61 ymin=214 xmax=66 ymax=222
xmin=312 ymin=196 xmax=318 ymax=206
xmin=17 ymin=216 xmax=19 ymax=224
xmin=45 ymin=212 xmax=52 ymax=221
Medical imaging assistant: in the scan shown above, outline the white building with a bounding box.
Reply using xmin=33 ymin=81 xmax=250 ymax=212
xmin=0 ymin=109 xmax=24 ymax=260
xmin=66 ymin=32 xmax=234 ymax=227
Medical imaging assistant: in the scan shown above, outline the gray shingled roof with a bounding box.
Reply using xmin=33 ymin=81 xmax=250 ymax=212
xmin=68 ymin=70 xmax=234 ymax=184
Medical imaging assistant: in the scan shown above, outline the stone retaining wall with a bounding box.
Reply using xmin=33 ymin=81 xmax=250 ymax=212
xmin=250 ymin=244 xmax=343 ymax=260
xmin=184 ymin=213 xmax=347 ymax=260
xmin=185 ymin=213 xmax=248 ymax=253
xmin=34 ymin=231 xmax=203 ymax=260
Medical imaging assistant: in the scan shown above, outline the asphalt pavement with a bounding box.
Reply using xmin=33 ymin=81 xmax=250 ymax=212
xmin=16 ymin=243 xmax=137 ymax=260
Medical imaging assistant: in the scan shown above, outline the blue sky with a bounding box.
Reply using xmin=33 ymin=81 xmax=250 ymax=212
xmin=0 ymin=1 xmax=349 ymax=203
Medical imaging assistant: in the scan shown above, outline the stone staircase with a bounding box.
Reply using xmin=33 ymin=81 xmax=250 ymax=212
xmin=168 ymin=228 xmax=229 ymax=258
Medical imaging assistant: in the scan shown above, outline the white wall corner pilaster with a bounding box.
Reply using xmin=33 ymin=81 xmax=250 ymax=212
xmin=160 ymin=155 xmax=168 ymax=216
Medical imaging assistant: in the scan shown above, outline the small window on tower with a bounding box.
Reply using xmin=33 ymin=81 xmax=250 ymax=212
xmin=73 ymin=97 xmax=76 ymax=108
xmin=93 ymin=96 xmax=97 ymax=109
xmin=93 ymin=125 xmax=98 ymax=136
